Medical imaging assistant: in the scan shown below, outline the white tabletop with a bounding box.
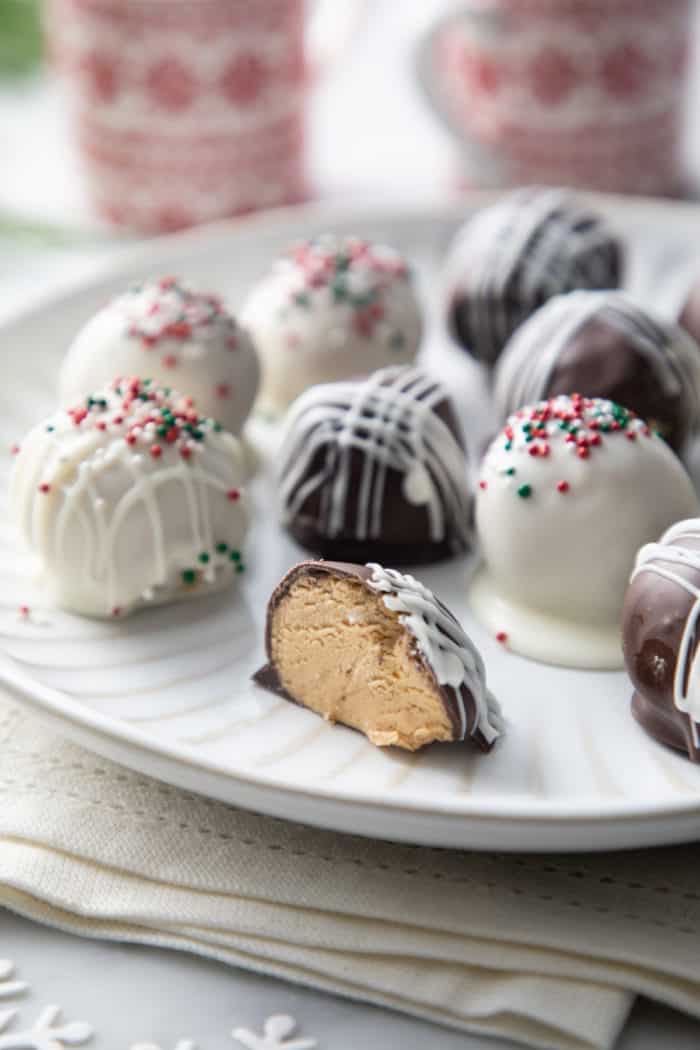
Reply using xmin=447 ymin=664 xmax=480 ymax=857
xmin=3 ymin=2 xmax=700 ymax=1045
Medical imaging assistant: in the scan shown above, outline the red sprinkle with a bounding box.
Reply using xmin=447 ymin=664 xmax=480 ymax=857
xmin=111 ymin=606 xmax=121 ymax=617
xmin=10 ymin=443 xmax=20 ymax=455
xmin=150 ymin=445 xmax=162 ymax=458
xmin=496 ymin=631 xmax=508 ymax=644
xmin=180 ymin=446 xmax=192 ymax=460
xmin=226 ymin=488 xmax=240 ymax=501
xmin=626 ymin=430 xmax=637 ymax=441
xmin=557 ymin=480 xmax=570 ymax=493
xmin=479 ymin=480 xmax=487 ymax=490
xmin=125 ymin=433 xmax=137 ymax=446
xmin=38 ymin=483 xmax=51 ymax=493
xmin=19 ymin=605 xmax=29 ymax=618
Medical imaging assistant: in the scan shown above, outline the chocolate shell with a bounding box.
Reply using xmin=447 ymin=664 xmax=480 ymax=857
xmin=494 ymin=291 xmax=700 ymax=452
xmin=277 ymin=366 xmax=472 ymax=565
xmin=623 ymin=519 xmax=700 ymax=761
xmin=444 ymin=187 xmax=622 ymax=366
xmin=254 ymin=560 xmax=503 ymax=752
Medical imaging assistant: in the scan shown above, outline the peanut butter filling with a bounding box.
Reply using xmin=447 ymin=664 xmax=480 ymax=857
xmin=270 ymin=574 xmax=454 ymax=750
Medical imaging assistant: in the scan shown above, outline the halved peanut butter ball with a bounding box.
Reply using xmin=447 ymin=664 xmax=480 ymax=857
xmin=254 ymin=560 xmax=503 ymax=752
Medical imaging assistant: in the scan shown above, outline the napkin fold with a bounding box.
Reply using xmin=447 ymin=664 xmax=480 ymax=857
xmin=3 ymin=697 xmax=700 ymax=1050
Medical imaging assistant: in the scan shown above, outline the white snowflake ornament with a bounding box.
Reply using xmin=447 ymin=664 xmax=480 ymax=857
xmin=232 ymin=1014 xmax=317 ymax=1050
xmin=0 ymin=962 xmax=27 ymax=1001
xmin=0 ymin=1004 xmax=93 ymax=1050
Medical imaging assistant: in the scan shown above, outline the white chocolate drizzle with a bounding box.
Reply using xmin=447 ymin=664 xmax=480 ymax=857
xmin=494 ymin=289 xmax=700 ymax=426
xmin=279 ymin=366 xmax=471 ymax=551
xmin=632 ymin=519 xmax=700 ymax=746
xmin=366 ymin=563 xmax=503 ymax=744
xmin=447 ymin=187 xmax=620 ymax=362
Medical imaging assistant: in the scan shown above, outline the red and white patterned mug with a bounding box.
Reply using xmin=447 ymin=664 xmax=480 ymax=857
xmin=45 ymin=0 xmax=359 ymax=233
xmin=415 ymin=0 xmax=691 ymax=197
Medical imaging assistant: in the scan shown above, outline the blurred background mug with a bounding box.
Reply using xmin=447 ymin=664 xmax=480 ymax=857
xmin=416 ymin=0 xmax=692 ymax=197
xmin=45 ymin=0 xmax=359 ymax=233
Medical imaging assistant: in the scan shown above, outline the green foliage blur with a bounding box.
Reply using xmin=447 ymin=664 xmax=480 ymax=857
xmin=0 ymin=0 xmax=43 ymax=76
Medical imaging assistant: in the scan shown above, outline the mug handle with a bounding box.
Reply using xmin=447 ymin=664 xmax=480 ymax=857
xmin=414 ymin=8 xmax=477 ymax=150
xmin=306 ymin=0 xmax=370 ymax=80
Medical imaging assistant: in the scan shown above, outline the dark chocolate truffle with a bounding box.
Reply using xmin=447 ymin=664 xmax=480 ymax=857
xmin=254 ymin=559 xmax=503 ymax=752
xmin=277 ymin=366 xmax=472 ymax=564
xmin=494 ymin=291 xmax=700 ymax=452
xmin=444 ymin=187 xmax=623 ymax=366
xmin=623 ymin=519 xmax=700 ymax=762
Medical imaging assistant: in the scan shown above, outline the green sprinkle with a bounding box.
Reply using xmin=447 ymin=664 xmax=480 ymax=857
xmin=216 ymin=542 xmax=228 ymax=554
xmin=505 ymin=467 xmax=516 ymax=476
xmin=236 ymin=563 xmax=245 ymax=574
xmin=181 ymin=568 xmax=196 ymax=584
xmin=212 ymin=421 xmax=223 ymax=432
xmin=157 ymin=425 xmax=168 ymax=436
xmin=504 ymin=441 xmax=512 ymax=451
xmin=294 ymin=292 xmax=311 ymax=308
xmin=517 ymin=484 xmax=532 ymax=499
xmin=46 ymin=425 xmax=54 ymax=432
xmin=198 ymin=552 xmax=210 ymax=564
xmin=229 ymin=549 xmax=241 ymax=562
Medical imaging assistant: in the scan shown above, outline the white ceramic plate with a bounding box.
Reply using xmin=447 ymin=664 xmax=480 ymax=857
xmin=4 ymin=196 xmax=700 ymax=853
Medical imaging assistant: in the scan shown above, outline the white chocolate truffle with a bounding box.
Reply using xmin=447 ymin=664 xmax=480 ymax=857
xmin=470 ymin=395 xmax=698 ymax=669
xmin=241 ymin=234 xmax=422 ymax=414
xmin=58 ymin=278 xmax=259 ymax=436
xmin=11 ymin=378 xmax=249 ymax=618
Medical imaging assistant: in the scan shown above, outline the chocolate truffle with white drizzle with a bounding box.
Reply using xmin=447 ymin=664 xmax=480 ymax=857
xmin=444 ymin=187 xmax=622 ymax=366
xmin=623 ymin=519 xmax=700 ymax=762
xmin=254 ymin=559 xmax=503 ymax=752
xmin=277 ymin=365 xmax=472 ymax=565
xmin=494 ymin=290 xmax=700 ymax=452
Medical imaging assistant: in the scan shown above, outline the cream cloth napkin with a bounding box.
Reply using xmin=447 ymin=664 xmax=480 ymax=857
xmin=3 ymin=697 xmax=700 ymax=1050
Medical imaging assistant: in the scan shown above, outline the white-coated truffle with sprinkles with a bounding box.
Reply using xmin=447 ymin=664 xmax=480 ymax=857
xmin=241 ymin=234 xmax=423 ymax=415
xmin=58 ymin=277 xmax=260 ymax=437
xmin=470 ymin=395 xmax=698 ymax=670
xmin=10 ymin=378 xmax=249 ymax=619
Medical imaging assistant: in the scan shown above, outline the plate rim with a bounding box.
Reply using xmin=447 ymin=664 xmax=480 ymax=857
xmin=4 ymin=192 xmax=700 ymax=838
